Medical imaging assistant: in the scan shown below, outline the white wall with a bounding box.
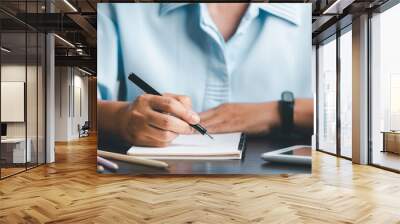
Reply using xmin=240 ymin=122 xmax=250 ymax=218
xmin=1 ymin=65 xmax=38 ymax=138
xmin=1 ymin=66 xmax=24 ymax=138
xmin=1 ymin=64 xmax=46 ymax=163
xmin=1 ymin=65 xmax=27 ymax=144
xmin=72 ymin=73 xmax=89 ymax=138
xmin=54 ymin=67 xmax=89 ymax=141
xmin=55 ymin=67 xmax=69 ymax=141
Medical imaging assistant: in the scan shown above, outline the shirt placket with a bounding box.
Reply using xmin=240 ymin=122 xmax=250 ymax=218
xmin=199 ymin=5 xmax=230 ymax=111
xmin=226 ymin=5 xmax=259 ymax=75
xmin=203 ymin=43 xmax=230 ymax=110
xmin=199 ymin=4 xmax=259 ymax=110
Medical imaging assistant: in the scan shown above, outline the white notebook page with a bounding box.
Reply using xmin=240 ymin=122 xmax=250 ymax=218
xmin=127 ymin=133 xmax=242 ymax=159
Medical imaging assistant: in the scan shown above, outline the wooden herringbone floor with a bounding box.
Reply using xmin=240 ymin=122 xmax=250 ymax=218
xmin=1 ymin=135 xmax=400 ymax=224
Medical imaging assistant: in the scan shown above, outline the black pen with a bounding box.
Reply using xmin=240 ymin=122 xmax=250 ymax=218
xmin=128 ymin=73 xmax=214 ymax=140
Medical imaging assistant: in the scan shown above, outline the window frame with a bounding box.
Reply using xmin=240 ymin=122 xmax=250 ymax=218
xmin=315 ymin=23 xmax=353 ymax=160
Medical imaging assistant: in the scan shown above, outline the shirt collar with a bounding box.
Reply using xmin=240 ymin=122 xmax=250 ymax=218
xmin=159 ymin=3 xmax=191 ymax=16
xmin=160 ymin=3 xmax=301 ymax=26
xmin=257 ymin=3 xmax=301 ymax=26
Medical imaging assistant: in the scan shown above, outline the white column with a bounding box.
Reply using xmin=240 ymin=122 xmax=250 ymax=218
xmin=352 ymin=14 xmax=369 ymax=164
xmin=46 ymin=32 xmax=55 ymax=163
xmin=312 ymin=45 xmax=317 ymax=150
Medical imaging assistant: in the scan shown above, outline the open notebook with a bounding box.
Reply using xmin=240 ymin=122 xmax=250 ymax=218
xmin=127 ymin=132 xmax=245 ymax=160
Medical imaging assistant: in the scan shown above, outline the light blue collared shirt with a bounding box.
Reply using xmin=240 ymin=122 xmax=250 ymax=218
xmin=98 ymin=3 xmax=311 ymax=112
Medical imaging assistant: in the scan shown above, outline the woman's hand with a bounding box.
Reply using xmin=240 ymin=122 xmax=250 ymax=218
xmin=199 ymin=102 xmax=280 ymax=135
xmin=117 ymin=93 xmax=199 ymax=147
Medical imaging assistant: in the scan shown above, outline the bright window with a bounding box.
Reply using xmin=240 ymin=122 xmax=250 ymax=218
xmin=339 ymin=29 xmax=352 ymax=158
xmin=371 ymin=3 xmax=400 ymax=171
xmin=318 ymin=37 xmax=337 ymax=154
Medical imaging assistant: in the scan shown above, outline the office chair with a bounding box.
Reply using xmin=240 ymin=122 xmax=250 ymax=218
xmin=78 ymin=121 xmax=90 ymax=138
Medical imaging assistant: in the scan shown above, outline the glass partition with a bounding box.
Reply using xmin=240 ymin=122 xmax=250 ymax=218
xmin=0 ymin=1 xmax=46 ymax=179
xmin=370 ymin=3 xmax=400 ymax=171
xmin=339 ymin=29 xmax=352 ymax=158
xmin=317 ymin=36 xmax=337 ymax=155
xmin=1 ymin=30 xmax=28 ymax=177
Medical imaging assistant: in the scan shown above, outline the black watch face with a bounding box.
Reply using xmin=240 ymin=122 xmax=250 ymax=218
xmin=282 ymin=91 xmax=294 ymax=102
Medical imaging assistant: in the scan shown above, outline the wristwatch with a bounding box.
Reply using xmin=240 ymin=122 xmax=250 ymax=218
xmin=279 ymin=91 xmax=294 ymax=134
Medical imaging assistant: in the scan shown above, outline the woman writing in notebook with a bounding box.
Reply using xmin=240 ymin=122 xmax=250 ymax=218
xmin=98 ymin=3 xmax=313 ymax=148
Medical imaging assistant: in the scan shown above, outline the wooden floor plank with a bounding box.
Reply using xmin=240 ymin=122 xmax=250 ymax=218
xmin=0 ymin=135 xmax=399 ymax=223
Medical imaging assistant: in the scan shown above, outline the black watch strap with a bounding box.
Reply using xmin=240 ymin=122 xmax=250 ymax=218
xmin=279 ymin=91 xmax=294 ymax=134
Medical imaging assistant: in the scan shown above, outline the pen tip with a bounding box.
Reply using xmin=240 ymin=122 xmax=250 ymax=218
xmin=206 ymin=133 xmax=214 ymax=140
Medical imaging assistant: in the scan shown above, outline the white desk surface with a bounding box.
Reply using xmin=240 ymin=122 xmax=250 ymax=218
xmin=1 ymin=138 xmax=27 ymax=144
